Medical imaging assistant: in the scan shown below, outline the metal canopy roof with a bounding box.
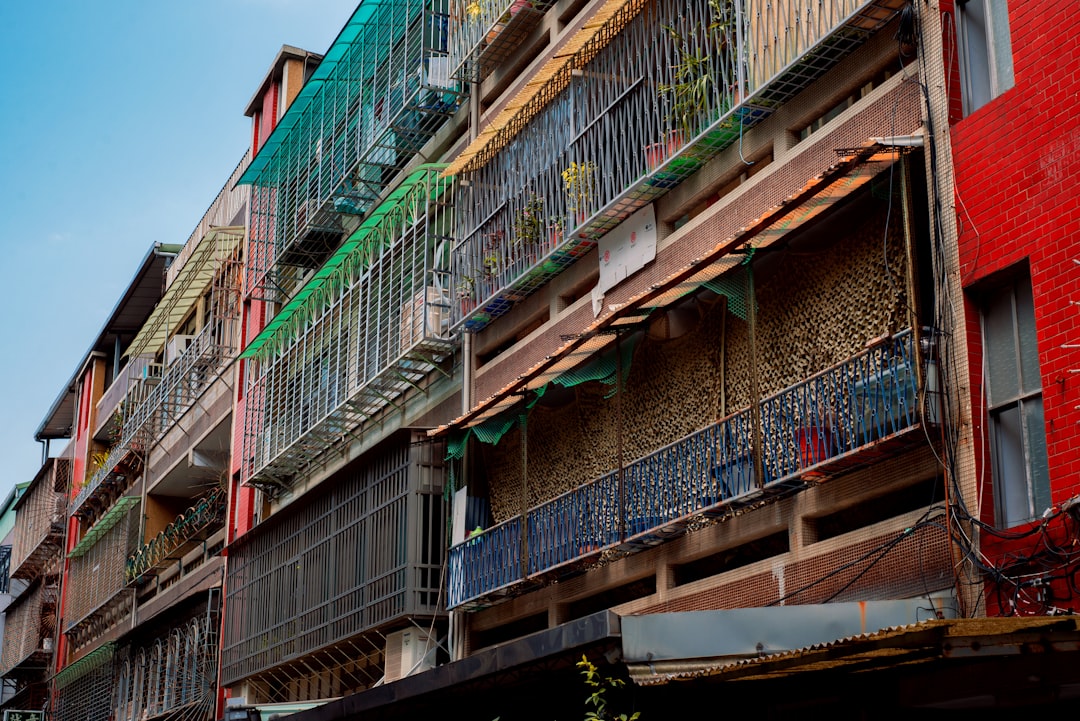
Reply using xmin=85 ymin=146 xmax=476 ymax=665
xmin=124 ymin=227 xmax=244 ymax=359
xmin=430 ymin=141 xmax=908 ymax=438
xmin=237 ymin=0 xmax=395 ymax=187
xmin=240 ymin=164 xmax=452 ymax=361
xmin=67 ymin=495 xmax=138 ymax=559
xmin=35 ymin=243 xmax=180 ymax=441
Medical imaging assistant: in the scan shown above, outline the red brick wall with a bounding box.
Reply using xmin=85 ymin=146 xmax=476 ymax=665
xmin=950 ymin=1 xmax=1080 ymax=612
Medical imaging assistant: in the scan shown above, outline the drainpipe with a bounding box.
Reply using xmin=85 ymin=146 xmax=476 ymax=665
xmin=450 ymin=77 xmax=484 ymax=665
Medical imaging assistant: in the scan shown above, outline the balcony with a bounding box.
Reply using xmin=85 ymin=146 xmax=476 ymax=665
xmin=0 ymin=581 xmax=57 ymax=678
xmin=92 ymin=356 xmax=162 ymax=443
xmin=447 ymin=0 xmax=906 ymax=331
xmin=73 ymin=250 xmax=240 ymax=519
xmin=242 ymin=166 xmax=457 ymax=493
xmin=65 ymin=497 xmax=139 ymax=648
xmin=10 ymin=459 xmax=69 ymax=583
xmin=126 ymin=487 xmax=226 ymax=586
xmin=223 ymin=434 xmax=445 ymax=687
xmin=446 ymin=0 xmax=558 ymax=82
xmin=114 ymin=596 xmax=220 ymax=721
xmin=448 ymin=328 xmax=938 ymax=609
xmin=242 ymin=0 xmax=465 ymax=301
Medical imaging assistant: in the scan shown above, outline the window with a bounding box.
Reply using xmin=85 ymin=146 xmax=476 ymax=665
xmin=981 ymin=273 xmax=1050 ymax=527
xmin=956 ymin=0 xmax=1015 ymax=115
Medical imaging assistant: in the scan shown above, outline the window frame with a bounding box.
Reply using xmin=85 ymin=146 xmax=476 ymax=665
xmin=955 ymin=0 xmax=1015 ymax=116
xmin=979 ymin=272 xmax=1050 ymax=528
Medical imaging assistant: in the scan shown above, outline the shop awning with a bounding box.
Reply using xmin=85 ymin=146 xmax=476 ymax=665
xmin=124 ymin=227 xmax=244 ymax=359
xmin=240 ymin=164 xmax=452 ymax=361
xmin=430 ymin=140 xmax=911 ymax=437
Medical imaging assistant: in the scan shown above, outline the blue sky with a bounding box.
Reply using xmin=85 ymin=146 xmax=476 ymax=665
xmin=0 ymin=1 xmax=358 ymax=496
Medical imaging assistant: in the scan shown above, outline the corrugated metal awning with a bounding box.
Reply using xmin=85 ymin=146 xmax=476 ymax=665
xmin=626 ymin=614 xmax=1080 ymax=686
xmin=124 ymin=227 xmax=243 ymax=358
xmin=240 ymin=165 xmax=451 ymax=361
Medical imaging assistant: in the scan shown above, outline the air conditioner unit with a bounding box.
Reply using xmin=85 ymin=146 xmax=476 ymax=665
xmin=165 ymin=335 xmax=196 ymax=366
xmin=383 ymin=628 xmax=434 ymax=682
xmin=401 ymin=286 xmax=449 ymax=349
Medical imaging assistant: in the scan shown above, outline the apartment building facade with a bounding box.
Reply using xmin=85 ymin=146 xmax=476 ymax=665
xmin=6 ymin=152 xmax=249 ymax=720
xmin=224 ymin=0 xmax=1026 ymax=716
xmin=945 ymin=0 xmax=1080 ymax=615
xmin=221 ymin=2 xmax=463 ymax=706
xmin=5 ymin=0 xmax=1080 ymax=718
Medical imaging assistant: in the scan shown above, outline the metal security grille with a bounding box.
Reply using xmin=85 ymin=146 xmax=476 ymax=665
xmin=52 ymin=646 xmax=115 ymax=721
xmin=449 ymin=0 xmax=905 ymax=331
xmin=114 ymin=592 xmax=221 ymax=721
xmin=0 ymin=581 xmax=56 ymax=676
xmin=241 ymin=167 xmax=456 ymax=493
xmin=446 ymin=0 xmax=559 ymax=82
xmin=0 ymin=546 xmax=9 ymax=594
xmin=10 ymin=460 xmax=67 ymax=582
xmin=244 ymin=0 xmax=463 ymax=303
xmin=223 ymin=435 xmax=445 ymax=687
xmin=64 ymin=502 xmax=138 ymax=648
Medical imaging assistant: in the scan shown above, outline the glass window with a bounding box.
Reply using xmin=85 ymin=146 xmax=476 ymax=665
xmin=956 ymin=0 xmax=1015 ymax=115
xmin=981 ymin=272 xmax=1050 ymax=527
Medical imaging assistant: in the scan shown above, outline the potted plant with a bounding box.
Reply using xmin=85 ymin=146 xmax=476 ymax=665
xmin=658 ymin=0 xmax=733 ymax=142
xmin=513 ymin=193 xmax=545 ymax=262
xmin=456 ymin=276 xmax=476 ymax=314
xmin=561 ymin=160 xmax=597 ymax=224
xmin=549 ymin=217 xmax=563 ymax=251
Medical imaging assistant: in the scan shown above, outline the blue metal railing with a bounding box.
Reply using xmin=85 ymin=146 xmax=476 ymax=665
xmin=448 ymin=329 xmax=926 ymax=608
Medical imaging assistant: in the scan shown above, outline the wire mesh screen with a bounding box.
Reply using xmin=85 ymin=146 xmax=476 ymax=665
xmin=10 ymin=462 xmax=65 ymax=581
xmin=53 ymin=647 xmax=115 ymax=721
xmin=242 ymin=169 xmax=457 ymax=492
xmin=64 ymin=503 xmax=138 ymax=642
xmin=0 ymin=581 xmax=55 ymax=675
xmin=223 ymin=436 xmax=445 ymax=686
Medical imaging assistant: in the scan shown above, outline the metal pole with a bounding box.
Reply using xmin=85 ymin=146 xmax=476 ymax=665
xmin=520 ymin=405 xmax=528 ymax=578
xmin=745 ymin=258 xmax=764 ymax=488
xmin=616 ymin=332 xmax=626 ymax=541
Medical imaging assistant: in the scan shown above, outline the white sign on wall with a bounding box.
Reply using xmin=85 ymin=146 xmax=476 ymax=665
xmin=592 ymin=204 xmax=658 ymax=316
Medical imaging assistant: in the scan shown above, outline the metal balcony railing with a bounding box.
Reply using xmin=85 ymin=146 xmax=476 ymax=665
xmin=124 ymin=318 xmax=236 ymax=447
xmin=449 ymin=0 xmax=905 ymax=331
xmin=125 ymin=487 xmax=227 ymax=585
xmin=448 ymin=328 xmax=936 ymax=608
xmin=93 ymin=356 xmax=161 ymax=441
xmin=243 ymin=0 xmax=464 ymax=302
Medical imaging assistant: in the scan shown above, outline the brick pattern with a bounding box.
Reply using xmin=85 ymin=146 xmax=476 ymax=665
xmin=950 ymin=1 xmax=1080 ymax=607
